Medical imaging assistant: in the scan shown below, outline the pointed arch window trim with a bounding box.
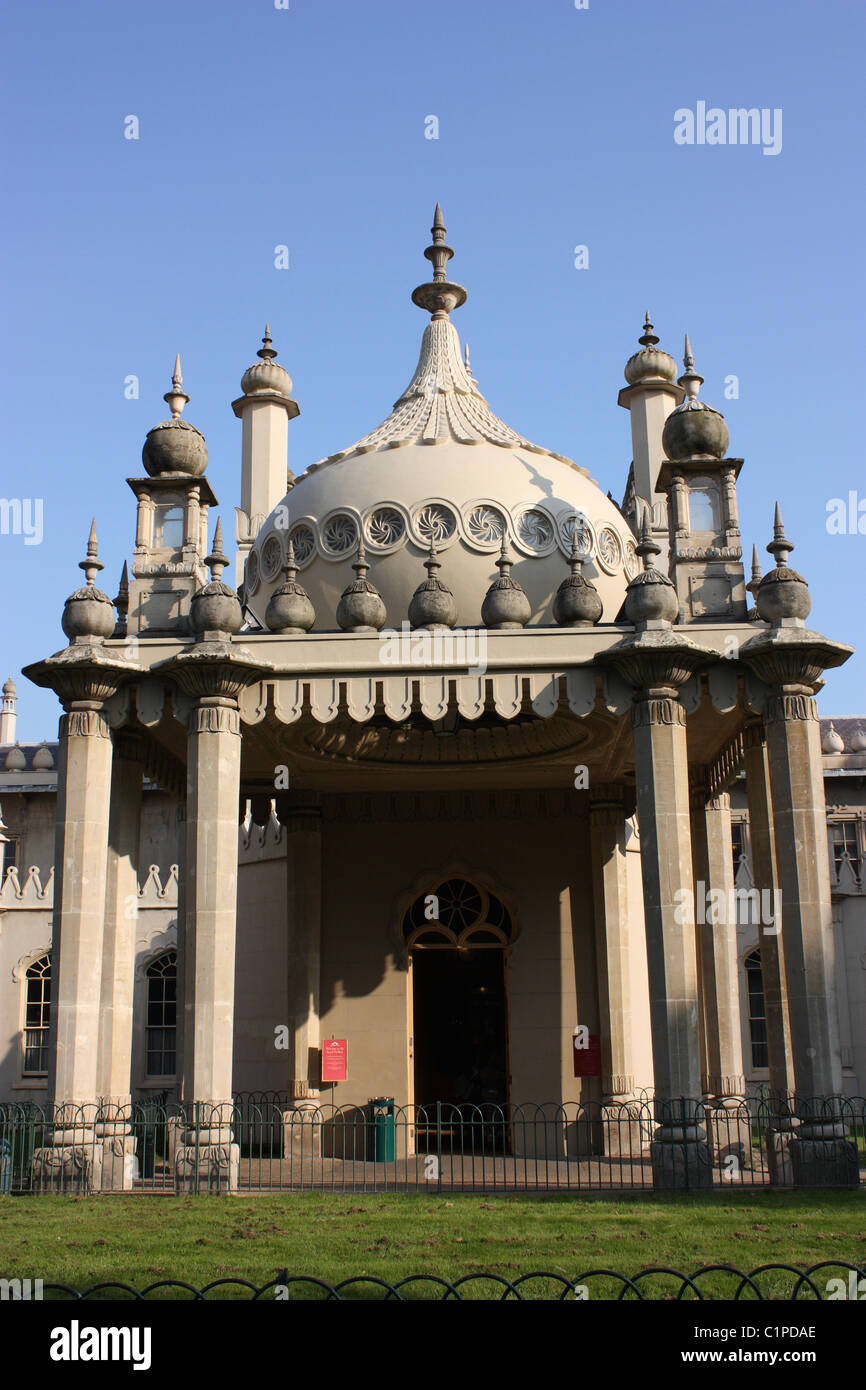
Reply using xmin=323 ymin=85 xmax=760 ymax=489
xmin=23 ymin=953 xmax=51 ymax=1076
xmin=145 ymin=950 xmax=177 ymax=1078
xmin=402 ymin=877 xmax=515 ymax=950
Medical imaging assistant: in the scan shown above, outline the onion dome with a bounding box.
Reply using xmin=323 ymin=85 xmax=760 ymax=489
xmin=662 ymin=337 xmax=730 ymax=461
xmin=624 ymin=512 xmax=678 ymax=625
xmin=851 ymin=728 xmax=866 ymax=753
xmin=142 ymin=356 xmax=208 ymax=478
xmin=32 ymin=742 xmax=55 ymax=770
xmin=553 ymin=533 xmax=603 ymax=627
xmin=61 ymin=521 xmax=117 ymax=641
xmin=408 ymin=544 xmax=457 ymax=630
xmin=265 ymin=537 xmax=316 ymax=633
xmin=336 ymin=539 xmax=386 ymax=632
xmin=4 ymin=745 xmax=25 ymax=771
xmin=755 ymin=504 xmax=811 ymax=623
xmin=2 ymin=677 xmax=15 ymax=695
xmin=189 ymin=519 xmax=243 ymax=636
xmin=623 ymin=313 xmax=678 ymax=386
xmin=240 ymin=325 xmax=294 ymax=400
xmin=481 ymin=538 xmax=531 ymax=629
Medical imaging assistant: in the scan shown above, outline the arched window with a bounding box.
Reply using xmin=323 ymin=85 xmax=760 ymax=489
xmin=23 ymin=954 xmax=51 ymax=1076
xmin=402 ymin=878 xmax=514 ymax=949
xmin=744 ymin=950 xmax=768 ymax=1070
xmin=153 ymin=504 xmax=185 ymax=553
xmin=146 ymin=951 xmax=177 ymax=1077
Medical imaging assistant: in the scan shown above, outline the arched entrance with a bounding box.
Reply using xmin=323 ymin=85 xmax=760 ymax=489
xmin=403 ymin=879 xmax=513 ymax=1122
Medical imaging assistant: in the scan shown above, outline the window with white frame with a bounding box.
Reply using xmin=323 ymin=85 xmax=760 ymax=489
xmin=23 ymin=954 xmax=51 ymax=1076
xmin=744 ymin=949 xmax=768 ymax=1071
xmin=146 ymin=951 xmax=177 ymax=1077
xmin=830 ymin=821 xmax=861 ymax=884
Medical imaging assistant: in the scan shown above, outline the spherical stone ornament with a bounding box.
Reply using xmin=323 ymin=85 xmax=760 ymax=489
xmin=624 ymin=568 xmax=679 ymax=625
xmin=240 ymin=358 xmax=293 ymax=399
xmin=62 ymin=586 xmax=117 ymax=641
xmin=624 ymin=344 xmax=678 ymax=386
xmin=553 ymin=567 xmax=603 ymax=627
xmin=189 ymin=581 xmax=243 ymax=636
xmin=408 ymin=549 xmax=457 ymax=630
xmin=851 ymin=728 xmax=866 ymax=753
xmin=481 ymin=546 xmax=531 ymax=629
xmin=265 ymin=575 xmax=315 ymax=633
xmin=336 ymin=546 xmax=387 ymax=632
xmin=4 ymin=745 xmax=26 ymax=771
xmin=142 ymin=418 xmax=208 ymax=478
xmin=756 ymin=566 xmax=812 ymax=623
xmin=822 ymin=723 xmax=845 ymax=754
xmin=662 ymin=401 xmax=729 ymax=462
xmin=32 ymin=742 xmax=55 ymax=770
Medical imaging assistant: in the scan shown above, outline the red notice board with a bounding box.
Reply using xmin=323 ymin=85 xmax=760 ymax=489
xmin=573 ymin=1032 xmax=602 ymax=1078
xmin=321 ymin=1039 xmax=348 ymax=1083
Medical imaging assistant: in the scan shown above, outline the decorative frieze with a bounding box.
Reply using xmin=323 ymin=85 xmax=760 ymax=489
xmin=766 ymin=692 xmax=818 ymax=725
xmin=189 ymin=701 xmax=241 ymax=737
xmin=632 ymin=695 xmax=685 ymax=728
xmin=66 ymin=708 xmax=111 ymax=739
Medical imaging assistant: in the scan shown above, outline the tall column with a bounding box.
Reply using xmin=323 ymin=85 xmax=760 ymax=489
xmin=632 ymin=686 xmax=712 ymax=1188
xmin=589 ymin=785 xmax=643 ymax=1157
xmin=690 ymin=775 xmax=749 ymax=1169
xmin=280 ymin=796 xmax=324 ymax=1157
xmin=35 ymin=704 xmax=114 ymax=1190
xmin=742 ymin=722 xmax=793 ymax=1097
xmin=176 ymin=694 xmax=243 ymax=1189
xmin=95 ymin=731 xmax=144 ymax=1189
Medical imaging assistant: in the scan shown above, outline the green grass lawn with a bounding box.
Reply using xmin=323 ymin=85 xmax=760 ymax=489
xmin=1 ymin=1190 xmax=864 ymax=1298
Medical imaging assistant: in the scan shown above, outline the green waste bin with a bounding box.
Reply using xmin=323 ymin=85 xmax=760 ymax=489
xmin=369 ymin=1098 xmax=395 ymax=1162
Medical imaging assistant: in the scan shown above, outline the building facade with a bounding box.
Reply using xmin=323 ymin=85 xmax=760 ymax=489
xmin=1 ymin=210 xmax=863 ymax=1189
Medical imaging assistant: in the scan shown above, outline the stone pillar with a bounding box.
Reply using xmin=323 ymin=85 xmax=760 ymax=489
xmin=175 ymin=695 xmax=242 ymax=1192
xmin=690 ymin=776 xmax=749 ymax=1169
xmin=632 ymin=688 xmax=712 ymax=1188
xmin=281 ymin=796 xmax=324 ymax=1158
xmin=589 ymin=785 xmax=643 ymax=1156
xmin=95 ymin=732 xmax=144 ymax=1189
xmin=763 ymin=690 xmax=857 ymax=1185
xmin=742 ymin=722 xmax=794 ymax=1098
xmin=35 ymin=705 xmax=115 ymax=1191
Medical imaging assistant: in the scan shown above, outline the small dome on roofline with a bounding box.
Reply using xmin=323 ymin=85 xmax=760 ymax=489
xmin=142 ymin=357 xmax=208 ymax=479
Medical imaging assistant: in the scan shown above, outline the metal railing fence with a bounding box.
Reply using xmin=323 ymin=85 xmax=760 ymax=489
xmin=1 ymin=1094 xmax=863 ymax=1195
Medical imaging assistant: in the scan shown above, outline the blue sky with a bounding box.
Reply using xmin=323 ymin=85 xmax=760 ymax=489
xmin=1 ymin=0 xmax=863 ymax=738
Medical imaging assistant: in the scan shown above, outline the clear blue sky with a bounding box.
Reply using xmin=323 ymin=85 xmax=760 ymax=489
xmin=1 ymin=0 xmax=863 ymax=739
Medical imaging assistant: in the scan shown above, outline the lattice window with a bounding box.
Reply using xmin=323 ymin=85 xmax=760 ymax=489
xmin=402 ymin=879 xmax=514 ymax=949
xmin=831 ymin=821 xmax=861 ymax=884
xmin=146 ymin=951 xmax=177 ymax=1077
xmin=744 ymin=950 xmax=768 ymax=1071
xmin=23 ymin=954 xmax=51 ymax=1076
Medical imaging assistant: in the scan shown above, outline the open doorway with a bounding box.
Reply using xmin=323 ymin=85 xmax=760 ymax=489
xmin=412 ymin=946 xmax=509 ymax=1110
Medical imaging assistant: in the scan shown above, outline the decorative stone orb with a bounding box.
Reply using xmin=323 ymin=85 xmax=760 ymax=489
xmin=623 ymin=344 xmax=677 ymax=386
xmin=265 ymin=579 xmax=315 ymax=634
xmin=662 ymin=402 xmax=729 ymax=461
xmin=851 ymin=728 xmax=866 ymax=753
xmin=481 ymin=576 xmax=531 ymax=629
xmin=189 ymin=581 xmax=242 ymax=636
xmin=624 ymin=569 xmax=679 ymax=625
xmin=241 ymin=358 xmax=293 ymax=398
xmin=142 ymin=418 xmax=208 ymax=478
xmin=32 ymin=742 xmax=55 ymax=770
xmin=553 ymin=571 xmax=603 ymax=627
xmin=336 ymin=581 xmax=386 ymax=633
xmin=61 ymin=586 xmax=117 ymax=641
xmin=4 ymin=745 xmax=26 ymax=771
xmin=755 ymin=567 xmax=811 ymax=623
xmin=408 ymin=575 xmax=457 ymax=631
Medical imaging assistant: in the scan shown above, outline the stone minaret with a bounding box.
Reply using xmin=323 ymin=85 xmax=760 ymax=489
xmin=0 ymin=677 xmax=17 ymax=743
xmin=618 ymin=314 xmax=683 ymax=533
xmin=232 ymin=326 xmax=300 ymax=589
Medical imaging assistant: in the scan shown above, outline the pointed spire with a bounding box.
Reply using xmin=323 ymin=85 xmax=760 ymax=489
xmin=746 ymin=544 xmax=763 ymax=601
xmin=258 ymin=323 xmax=278 ymax=361
xmin=204 ymin=517 xmax=229 ymax=584
xmin=79 ymin=520 xmax=105 ymax=586
xmin=638 ymin=312 xmax=659 ymax=348
xmin=636 ymin=507 xmax=662 ymax=571
xmin=411 ymin=205 xmax=467 ymax=320
xmin=678 ymin=335 xmax=704 ymax=402
xmin=113 ymin=560 xmax=130 ymax=635
xmin=164 ymin=355 xmax=190 ymax=418
xmin=767 ymin=502 xmax=795 ymax=568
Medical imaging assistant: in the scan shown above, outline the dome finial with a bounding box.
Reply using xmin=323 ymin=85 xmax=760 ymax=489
xmin=767 ymin=501 xmax=795 ymax=568
xmin=80 ymin=519 xmax=105 ymax=586
xmin=639 ymin=312 xmax=659 ymax=348
xmin=205 ymin=517 xmax=229 ymax=584
xmin=679 ymin=335 xmax=703 ymax=401
xmin=164 ymin=355 xmax=190 ymax=419
xmin=411 ymin=205 xmax=467 ymax=319
xmin=747 ymin=543 xmax=762 ymax=597
xmin=258 ymin=324 xmax=278 ymax=361
xmin=636 ymin=507 xmax=662 ymax=571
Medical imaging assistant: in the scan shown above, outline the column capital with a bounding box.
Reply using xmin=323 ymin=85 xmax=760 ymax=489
xmin=765 ymin=691 xmax=818 ymax=725
xmin=155 ymin=641 xmax=271 ymax=702
xmin=189 ymin=698 xmax=241 ymax=737
xmin=632 ymin=693 xmax=686 ymax=728
xmin=65 ymin=707 xmax=112 ymax=740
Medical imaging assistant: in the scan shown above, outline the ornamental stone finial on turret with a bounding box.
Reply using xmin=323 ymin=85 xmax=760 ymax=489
xmin=61 ymin=520 xmax=117 ymax=642
xmin=337 ymin=538 xmax=387 ymax=632
xmin=482 ymin=536 xmax=531 ymax=629
xmin=553 ymin=531 xmax=603 ymax=627
xmin=661 ymin=337 xmax=730 ymax=461
xmin=188 ymin=517 xmax=243 ymax=638
xmin=408 ymin=541 xmax=457 ymax=630
xmin=755 ymin=503 xmax=811 ymax=624
xmin=142 ymin=357 xmax=208 ymax=478
xmin=623 ymin=509 xmax=678 ymax=626
xmin=265 ymin=536 xmax=316 ymax=634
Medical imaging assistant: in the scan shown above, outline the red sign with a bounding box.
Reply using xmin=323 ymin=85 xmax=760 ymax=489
xmin=573 ymin=1031 xmax=602 ymax=1078
xmin=321 ymin=1039 xmax=347 ymax=1083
